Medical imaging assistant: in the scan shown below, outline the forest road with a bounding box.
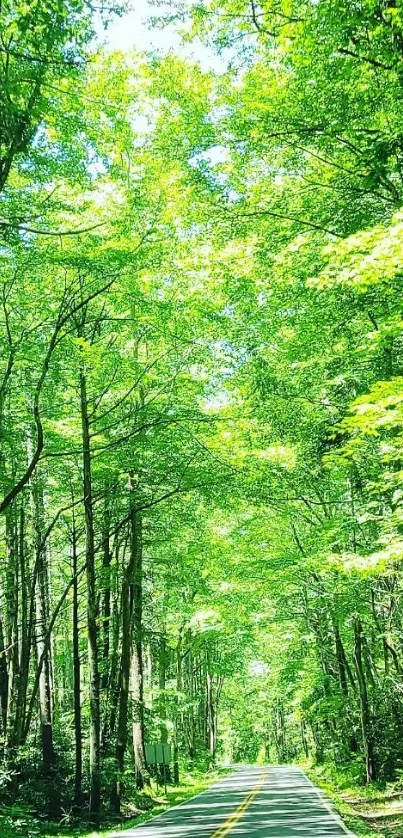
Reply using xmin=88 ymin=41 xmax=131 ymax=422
xmin=110 ymin=765 xmax=354 ymax=838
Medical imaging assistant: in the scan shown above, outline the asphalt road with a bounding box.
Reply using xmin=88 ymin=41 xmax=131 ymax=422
xmin=111 ymin=765 xmax=353 ymax=838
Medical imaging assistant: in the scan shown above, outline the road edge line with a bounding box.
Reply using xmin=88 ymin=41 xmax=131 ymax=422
xmin=107 ymin=771 xmax=234 ymax=836
xmin=299 ymin=768 xmax=356 ymax=837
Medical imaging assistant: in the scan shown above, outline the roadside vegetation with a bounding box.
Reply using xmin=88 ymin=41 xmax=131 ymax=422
xmin=0 ymin=765 xmax=228 ymax=838
xmin=309 ymin=764 xmax=403 ymax=838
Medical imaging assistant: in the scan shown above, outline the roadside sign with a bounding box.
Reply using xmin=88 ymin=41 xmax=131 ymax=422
xmin=145 ymin=742 xmax=172 ymax=766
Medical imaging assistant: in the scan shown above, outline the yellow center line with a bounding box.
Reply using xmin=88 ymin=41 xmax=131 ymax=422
xmin=212 ymin=772 xmax=267 ymax=838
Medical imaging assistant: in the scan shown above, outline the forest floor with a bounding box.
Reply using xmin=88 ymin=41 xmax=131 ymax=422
xmin=309 ymin=764 xmax=403 ymax=838
xmin=0 ymin=767 xmax=229 ymax=838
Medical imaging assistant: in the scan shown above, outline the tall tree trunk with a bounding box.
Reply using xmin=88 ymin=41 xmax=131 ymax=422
xmin=5 ymin=504 xmax=19 ymax=755
xmin=353 ymin=618 xmax=376 ymax=782
xmin=101 ymin=496 xmax=111 ymax=692
xmin=129 ymin=499 xmax=147 ymax=789
xmin=333 ymin=619 xmax=349 ymax=696
xmin=15 ymin=504 xmax=30 ymax=747
xmin=34 ymin=556 xmax=54 ymax=773
xmin=102 ymin=536 xmax=121 ymax=754
xmin=185 ymin=637 xmax=196 ymax=759
xmin=33 ymin=507 xmax=54 ymax=772
xmin=206 ymin=654 xmax=216 ymax=761
xmin=158 ymin=636 xmax=169 ymax=745
xmin=111 ymin=482 xmax=140 ymax=813
xmin=80 ymin=368 xmax=101 ymax=820
xmin=300 ymin=718 xmax=309 ymax=758
xmin=31 ymin=472 xmax=59 ymax=818
xmin=0 ymin=604 xmax=8 ymax=740
xmin=71 ymin=511 xmax=83 ymax=809
xmin=173 ymin=631 xmax=183 ymax=785
xmin=158 ymin=635 xmax=171 ymax=783
xmin=310 ymin=720 xmax=324 ymax=764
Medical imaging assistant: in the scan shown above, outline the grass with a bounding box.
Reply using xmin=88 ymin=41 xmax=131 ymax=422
xmin=0 ymin=767 xmax=229 ymax=838
xmin=304 ymin=761 xmax=403 ymax=838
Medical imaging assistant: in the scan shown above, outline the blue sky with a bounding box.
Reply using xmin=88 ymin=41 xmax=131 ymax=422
xmin=98 ymin=0 xmax=227 ymax=72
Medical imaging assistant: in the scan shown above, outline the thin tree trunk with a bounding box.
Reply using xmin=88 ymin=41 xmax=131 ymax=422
xmin=130 ymin=500 xmax=147 ymax=789
xmin=80 ymin=368 xmax=101 ymax=820
xmin=300 ymin=719 xmax=309 ymax=758
xmin=102 ymin=536 xmax=121 ymax=754
xmin=34 ymin=521 xmax=54 ymax=772
xmin=353 ymin=618 xmax=376 ymax=782
xmin=5 ymin=504 xmax=19 ymax=755
xmin=333 ymin=620 xmax=349 ymax=696
xmin=31 ymin=472 xmax=59 ymax=818
xmin=185 ymin=638 xmax=196 ymax=759
xmin=173 ymin=631 xmax=183 ymax=785
xmin=158 ymin=635 xmax=171 ymax=783
xmin=71 ymin=512 xmax=83 ymax=809
xmin=101 ymin=496 xmax=111 ymax=692
xmin=159 ymin=636 xmax=169 ymax=745
xmin=111 ymin=481 xmax=140 ymax=812
xmin=206 ymin=658 xmax=216 ymax=761
xmin=0 ymin=605 xmax=8 ymax=739
xmin=15 ymin=504 xmax=30 ymax=746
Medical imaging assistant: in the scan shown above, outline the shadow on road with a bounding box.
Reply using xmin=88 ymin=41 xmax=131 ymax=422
xmin=111 ymin=766 xmax=351 ymax=838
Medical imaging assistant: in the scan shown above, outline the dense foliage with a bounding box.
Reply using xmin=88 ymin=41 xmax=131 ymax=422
xmin=2 ymin=0 xmax=403 ymax=827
